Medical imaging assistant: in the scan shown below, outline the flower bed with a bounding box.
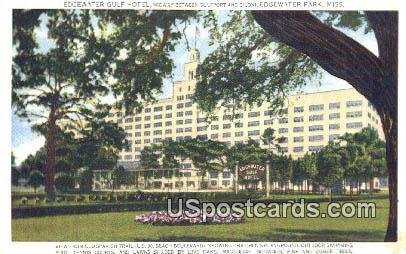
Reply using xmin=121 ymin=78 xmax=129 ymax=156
xmin=135 ymin=211 xmax=244 ymax=225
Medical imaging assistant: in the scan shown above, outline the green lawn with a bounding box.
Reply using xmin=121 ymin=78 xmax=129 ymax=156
xmin=12 ymin=199 xmax=388 ymax=242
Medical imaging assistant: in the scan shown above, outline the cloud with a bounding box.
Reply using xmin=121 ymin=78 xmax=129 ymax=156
xmin=12 ymin=136 xmax=45 ymax=165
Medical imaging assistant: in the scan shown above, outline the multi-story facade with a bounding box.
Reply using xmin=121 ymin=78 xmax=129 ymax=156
xmin=93 ymin=49 xmax=384 ymax=192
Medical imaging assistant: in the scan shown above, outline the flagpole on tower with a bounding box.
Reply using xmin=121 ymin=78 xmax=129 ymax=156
xmin=194 ymin=26 xmax=200 ymax=49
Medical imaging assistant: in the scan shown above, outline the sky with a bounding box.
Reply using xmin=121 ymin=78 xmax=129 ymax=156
xmin=11 ymin=11 xmax=378 ymax=165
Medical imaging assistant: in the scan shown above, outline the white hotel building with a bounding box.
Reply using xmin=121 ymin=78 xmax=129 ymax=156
xmin=93 ymin=49 xmax=384 ymax=191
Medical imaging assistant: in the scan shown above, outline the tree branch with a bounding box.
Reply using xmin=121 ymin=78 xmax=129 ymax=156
xmin=251 ymin=11 xmax=384 ymax=104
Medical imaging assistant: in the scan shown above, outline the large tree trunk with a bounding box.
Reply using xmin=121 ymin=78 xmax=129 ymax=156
xmin=251 ymin=11 xmax=397 ymax=241
xmin=45 ymin=109 xmax=57 ymax=200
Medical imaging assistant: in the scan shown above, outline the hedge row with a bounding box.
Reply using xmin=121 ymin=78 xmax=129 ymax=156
xmin=12 ymin=194 xmax=387 ymax=219
xmin=12 ymin=190 xmax=265 ymax=205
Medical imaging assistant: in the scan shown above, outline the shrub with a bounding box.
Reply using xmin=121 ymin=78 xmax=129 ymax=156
xmin=20 ymin=197 xmax=28 ymax=205
xmin=27 ymin=170 xmax=44 ymax=193
xmin=79 ymin=170 xmax=93 ymax=193
xmin=55 ymin=173 xmax=75 ymax=193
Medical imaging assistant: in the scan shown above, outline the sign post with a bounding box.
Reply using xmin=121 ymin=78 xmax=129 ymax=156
xmin=266 ymin=160 xmax=270 ymax=197
xmin=234 ymin=161 xmax=239 ymax=194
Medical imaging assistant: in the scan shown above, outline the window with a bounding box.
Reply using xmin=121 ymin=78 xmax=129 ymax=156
xmin=210 ymin=172 xmax=218 ymax=178
xmin=166 ymin=113 xmax=172 ymax=118
xmin=264 ymin=110 xmax=272 ymax=116
xmin=309 ymin=104 xmax=324 ymax=111
xmin=248 ymin=112 xmax=260 ymax=118
xmin=154 ymin=122 xmax=162 ymax=127
xmin=177 ymin=103 xmax=184 ymax=109
xmin=294 ymin=136 xmax=304 ymax=143
xmin=135 ymin=124 xmax=142 ymax=129
xmin=197 ymin=134 xmax=208 ymax=140
xmin=294 ymin=147 xmax=304 ymax=153
xmin=185 ymin=119 xmax=193 ymax=124
xmin=223 ymin=172 xmax=231 ymax=178
xmin=165 ymin=121 xmax=172 ymax=126
xmin=134 ymin=139 xmax=141 ymax=144
xmin=294 ymin=106 xmax=304 ymax=113
xmin=134 ymin=132 xmax=141 ymax=137
xmin=329 ymin=113 xmax=340 ymax=120
xmin=197 ymin=117 xmax=207 ymax=123
xmin=185 ymin=111 xmax=193 ymax=116
xmin=211 ymin=134 xmax=218 ymax=139
xmin=279 ymin=108 xmax=288 ymax=115
xmin=125 ymin=132 xmax=132 ymax=137
xmin=144 ymin=139 xmax=150 ymax=144
xmin=153 ymin=138 xmax=162 ymax=143
xmin=154 ymin=114 xmax=162 ymax=120
xmin=346 ymin=111 xmax=362 ymax=118
xmin=309 ymin=125 xmax=323 ymax=131
xmin=125 ymin=117 xmax=133 ymax=123
xmin=294 ymin=117 xmax=304 ymax=123
xmin=223 ymin=123 xmax=231 ymax=129
xmin=176 ymin=120 xmax=183 ymax=125
xmin=117 ymin=119 xmax=122 ymax=124
xmin=248 ymin=121 xmax=260 ymax=127
xmin=185 ymin=102 xmax=193 ymax=107
xmin=278 ymin=128 xmax=288 ymax=134
xmin=264 ymin=119 xmax=273 ymax=125
xmin=153 ymin=130 xmax=162 ymax=135
xmin=223 ymin=132 xmax=231 ymax=138
xmin=309 ymin=114 xmax=323 ymax=121
xmin=347 ymin=122 xmax=363 ymax=129
xmin=125 ymin=125 xmax=132 ymax=130
xmin=166 ymin=105 xmax=172 ymax=110
xmin=346 ymin=100 xmax=362 ymax=108
xmin=124 ymin=155 xmax=132 ymax=160
xmin=329 ymin=102 xmax=340 ymax=109
xmin=329 ymin=134 xmax=340 ymax=141
xmin=309 ymin=135 xmax=323 ymax=142
xmin=329 ymin=124 xmax=340 ymax=130
xmin=144 ymin=108 xmax=151 ymax=113
xmin=234 ymin=113 xmax=244 ymax=119
xmin=165 ymin=129 xmax=172 ymax=134
xmin=143 ymin=124 xmax=149 ymax=129
xmin=279 ymin=147 xmax=288 ymax=153
xmin=176 ymin=112 xmax=184 ymax=117
xmin=235 ymin=131 xmax=244 ymax=137
xmin=210 ymin=180 xmax=217 ymax=186
xmin=197 ymin=126 xmax=207 ymax=132
xmin=235 ymin=122 xmax=243 ymax=128
xmin=309 ymin=146 xmax=323 ymax=152
xmin=144 ymin=116 xmax=151 ymax=121
xmin=135 ymin=117 xmax=142 ymax=122
xmin=184 ymin=127 xmax=192 ymax=132
xmin=154 ymin=106 xmax=162 ymax=112
xmin=279 ymin=137 xmax=288 ymax=143
xmin=176 ymin=128 xmax=183 ymax=133
xmin=279 ymin=118 xmax=288 ymax=124
xmin=293 ymin=127 xmax=304 ymax=132
xmin=248 ymin=130 xmax=260 ymax=136
xmin=211 ymin=125 xmax=219 ymax=130
xmin=223 ymin=115 xmax=232 ymax=121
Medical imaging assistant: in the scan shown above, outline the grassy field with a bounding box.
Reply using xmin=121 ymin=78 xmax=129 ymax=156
xmin=12 ymin=198 xmax=388 ymax=242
